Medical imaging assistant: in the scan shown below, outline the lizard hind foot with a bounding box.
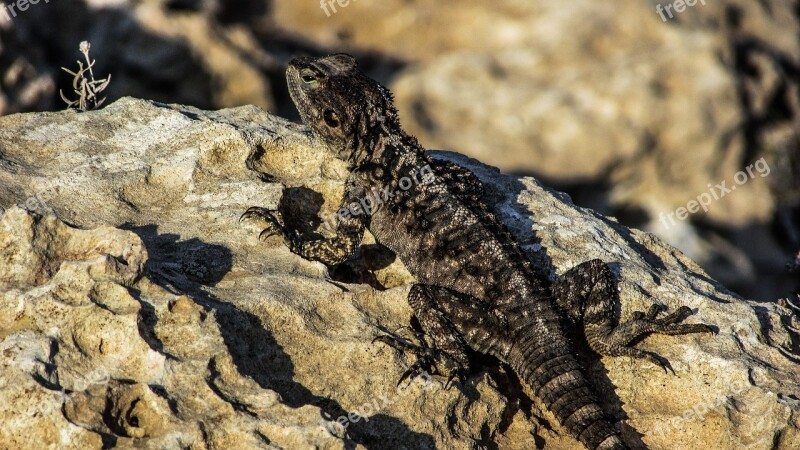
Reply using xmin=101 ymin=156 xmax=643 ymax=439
xmin=373 ymin=332 xmax=468 ymax=387
xmin=373 ymin=333 xmax=439 ymax=386
xmin=590 ymin=304 xmax=714 ymax=372
xmin=616 ymin=304 xmax=714 ymax=341
xmin=239 ymin=207 xmax=284 ymax=238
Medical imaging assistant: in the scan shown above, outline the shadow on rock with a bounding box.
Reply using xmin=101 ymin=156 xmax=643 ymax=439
xmin=276 ymin=186 xmax=401 ymax=289
xmin=123 ymin=223 xmax=437 ymax=450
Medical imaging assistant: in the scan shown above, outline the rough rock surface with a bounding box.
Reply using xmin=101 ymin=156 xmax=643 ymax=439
xmin=0 ymin=98 xmax=799 ymax=449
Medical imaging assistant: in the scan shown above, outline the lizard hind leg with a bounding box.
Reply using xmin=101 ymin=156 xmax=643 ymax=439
xmin=374 ymin=284 xmax=498 ymax=389
xmin=552 ymin=259 xmax=714 ymax=372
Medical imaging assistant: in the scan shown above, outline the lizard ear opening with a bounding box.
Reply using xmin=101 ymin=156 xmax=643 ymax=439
xmin=323 ymin=109 xmax=340 ymax=128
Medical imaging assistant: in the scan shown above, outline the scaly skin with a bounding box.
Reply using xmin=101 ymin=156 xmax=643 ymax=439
xmin=241 ymin=54 xmax=714 ymax=450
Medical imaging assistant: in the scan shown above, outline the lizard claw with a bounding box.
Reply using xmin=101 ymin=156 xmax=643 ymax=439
xmin=782 ymin=296 xmax=800 ymax=314
xmin=646 ymin=352 xmax=676 ymax=375
xmin=258 ymin=225 xmax=284 ymax=242
xmin=632 ymin=304 xmax=665 ymax=321
xmin=786 ymin=317 xmax=800 ymax=335
xmin=397 ymin=352 xmax=436 ymax=387
xmin=240 ymin=206 xmax=277 ymax=223
xmin=625 ymin=304 xmax=713 ymax=337
xmin=444 ymin=368 xmax=468 ymax=390
xmin=605 ymin=304 xmax=709 ymax=374
xmin=372 ymin=334 xmax=414 ymax=351
xmin=653 ymin=305 xmax=692 ymax=325
xmin=240 ymin=207 xmax=285 ymax=229
xmin=374 ymin=332 xmax=462 ymax=387
xmin=240 ymin=206 xmax=303 ymax=250
xmin=777 ymin=345 xmax=800 ymax=363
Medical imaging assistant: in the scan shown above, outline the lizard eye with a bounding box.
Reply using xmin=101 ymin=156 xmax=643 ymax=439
xmin=300 ymin=69 xmax=318 ymax=84
xmin=323 ymin=109 xmax=340 ymax=128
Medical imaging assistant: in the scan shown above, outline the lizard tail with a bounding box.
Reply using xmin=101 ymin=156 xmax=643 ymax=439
xmin=507 ymin=327 xmax=630 ymax=450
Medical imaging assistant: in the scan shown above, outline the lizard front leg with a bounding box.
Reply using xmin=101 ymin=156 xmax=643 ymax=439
xmin=240 ymin=188 xmax=366 ymax=266
xmin=552 ymin=259 xmax=714 ymax=372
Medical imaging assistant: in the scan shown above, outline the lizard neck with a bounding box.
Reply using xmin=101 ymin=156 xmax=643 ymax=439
xmin=361 ymin=121 xmax=424 ymax=169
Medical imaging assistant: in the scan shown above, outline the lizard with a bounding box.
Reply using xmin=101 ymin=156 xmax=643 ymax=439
xmin=240 ymin=53 xmax=714 ymax=450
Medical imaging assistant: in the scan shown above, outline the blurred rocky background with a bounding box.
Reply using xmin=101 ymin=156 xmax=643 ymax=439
xmin=1 ymin=0 xmax=798 ymax=300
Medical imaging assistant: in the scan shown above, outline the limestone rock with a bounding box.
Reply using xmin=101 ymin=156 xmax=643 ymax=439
xmin=0 ymin=98 xmax=798 ymax=449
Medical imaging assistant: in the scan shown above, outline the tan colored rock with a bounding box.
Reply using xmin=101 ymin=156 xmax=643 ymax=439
xmin=0 ymin=98 xmax=798 ymax=449
xmin=378 ymin=1 xmax=776 ymax=228
xmin=0 ymin=201 xmax=352 ymax=449
xmin=272 ymin=0 xmax=572 ymax=61
xmin=133 ymin=0 xmax=275 ymax=110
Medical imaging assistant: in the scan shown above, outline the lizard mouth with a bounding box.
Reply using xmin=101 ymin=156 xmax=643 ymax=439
xmin=285 ymin=65 xmax=303 ymax=113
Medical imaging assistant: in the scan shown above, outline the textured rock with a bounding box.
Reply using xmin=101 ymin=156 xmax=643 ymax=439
xmin=0 ymin=206 xmax=343 ymax=449
xmin=0 ymin=98 xmax=798 ymax=449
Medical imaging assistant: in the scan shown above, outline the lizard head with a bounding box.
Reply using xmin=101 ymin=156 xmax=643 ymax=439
xmin=287 ymin=54 xmax=399 ymax=166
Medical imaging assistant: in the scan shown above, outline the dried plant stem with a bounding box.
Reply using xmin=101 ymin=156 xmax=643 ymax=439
xmin=60 ymin=41 xmax=111 ymax=111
